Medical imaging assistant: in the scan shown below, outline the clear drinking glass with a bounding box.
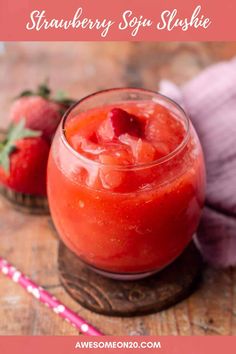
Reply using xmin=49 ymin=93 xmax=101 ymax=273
xmin=47 ymin=88 xmax=206 ymax=280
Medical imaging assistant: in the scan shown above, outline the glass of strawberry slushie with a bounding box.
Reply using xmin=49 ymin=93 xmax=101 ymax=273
xmin=47 ymin=88 xmax=206 ymax=280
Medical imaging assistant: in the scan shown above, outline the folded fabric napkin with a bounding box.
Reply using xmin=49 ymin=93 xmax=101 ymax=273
xmin=160 ymin=58 xmax=236 ymax=268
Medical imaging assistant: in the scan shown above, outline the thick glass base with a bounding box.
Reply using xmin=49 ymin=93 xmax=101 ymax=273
xmin=88 ymin=265 xmax=158 ymax=280
xmin=58 ymin=234 xmax=195 ymax=281
xmin=85 ymin=237 xmax=196 ymax=281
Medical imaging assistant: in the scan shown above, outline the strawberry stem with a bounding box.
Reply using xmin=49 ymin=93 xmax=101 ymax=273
xmin=37 ymin=83 xmax=51 ymax=99
xmin=15 ymin=83 xmax=75 ymax=108
xmin=16 ymin=82 xmax=51 ymax=100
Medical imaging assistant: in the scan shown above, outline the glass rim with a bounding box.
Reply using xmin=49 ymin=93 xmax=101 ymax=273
xmin=60 ymin=87 xmax=190 ymax=170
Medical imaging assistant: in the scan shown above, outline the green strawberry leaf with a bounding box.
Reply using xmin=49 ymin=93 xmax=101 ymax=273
xmin=15 ymin=81 xmax=51 ymax=100
xmin=54 ymin=90 xmax=67 ymax=101
xmin=0 ymin=118 xmax=41 ymax=173
xmin=0 ymin=151 xmax=9 ymax=172
xmin=58 ymin=98 xmax=76 ymax=106
xmin=17 ymin=90 xmax=34 ymax=98
xmin=8 ymin=119 xmax=41 ymax=143
xmin=15 ymin=83 xmax=74 ymax=109
xmin=37 ymin=83 xmax=51 ymax=99
xmin=54 ymin=90 xmax=75 ymax=107
xmin=0 ymin=145 xmax=14 ymax=172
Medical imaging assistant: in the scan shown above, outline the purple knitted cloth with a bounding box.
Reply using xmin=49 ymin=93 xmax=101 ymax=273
xmin=160 ymin=58 xmax=236 ymax=267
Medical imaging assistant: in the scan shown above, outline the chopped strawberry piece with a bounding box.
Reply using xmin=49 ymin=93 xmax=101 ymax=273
xmin=89 ymin=132 xmax=99 ymax=144
xmin=145 ymin=113 xmax=184 ymax=154
xmin=109 ymin=108 xmax=142 ymax=137
xmin=98 ymin=108 xmax=142 ymax=142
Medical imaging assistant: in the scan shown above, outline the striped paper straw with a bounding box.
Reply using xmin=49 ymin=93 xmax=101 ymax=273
xmin=0 ymin=257 xmax=103 ymax=336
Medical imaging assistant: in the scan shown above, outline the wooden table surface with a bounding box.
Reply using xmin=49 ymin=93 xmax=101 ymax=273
xmin=0 ymin=42 xmax=236 ymax=336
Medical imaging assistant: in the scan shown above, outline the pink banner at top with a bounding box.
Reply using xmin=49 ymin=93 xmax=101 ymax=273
xmin=0 ymin=0 xmax=234 ymax=41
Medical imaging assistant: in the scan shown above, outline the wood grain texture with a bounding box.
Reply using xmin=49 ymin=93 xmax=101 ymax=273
xmin=0 ymin=42 xmax=236 ymax=335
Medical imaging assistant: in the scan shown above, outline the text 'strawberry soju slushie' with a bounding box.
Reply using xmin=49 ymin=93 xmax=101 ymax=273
xmin=48 ymin=89 xmax=205 ymax=280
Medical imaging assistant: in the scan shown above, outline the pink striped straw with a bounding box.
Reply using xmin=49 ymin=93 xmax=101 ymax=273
xmin=0 ymin=257 xmax=103 ymax=336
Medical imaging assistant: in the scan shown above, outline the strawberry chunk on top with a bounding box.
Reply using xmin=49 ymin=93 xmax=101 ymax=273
xmin=65 ymin=102 xmax=187 ymax=191
xmin=98 ymin=108 xmax=143 ymax=142
xmin=119 ymin=134 xmax=156 ymax=164
xmin=66 ymin=103 xmax=186 ymax=171
xmin=145 ymin=113 xmax=185 ymax=154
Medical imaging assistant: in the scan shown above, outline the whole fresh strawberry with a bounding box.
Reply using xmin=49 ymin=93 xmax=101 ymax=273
xmin=0 ymin=120 xmax=50 ymax=196
xmin=9 ymin=84 xmax=75 ymax=142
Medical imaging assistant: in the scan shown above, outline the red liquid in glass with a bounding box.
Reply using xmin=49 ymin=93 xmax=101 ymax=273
xmin=48 ymin=100 xmax=205 ymax=275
